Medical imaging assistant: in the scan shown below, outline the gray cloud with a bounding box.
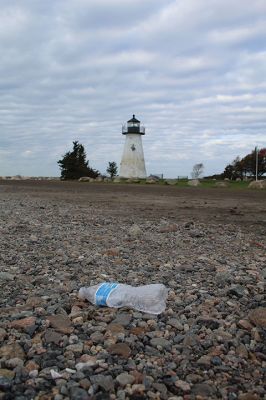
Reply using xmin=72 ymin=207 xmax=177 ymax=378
xmin=0 ymin=0 xmax=265 ymax=177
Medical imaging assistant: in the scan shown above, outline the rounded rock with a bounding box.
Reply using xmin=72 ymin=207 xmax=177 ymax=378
xmin=116 ymin=372 xmax=135 ymax=387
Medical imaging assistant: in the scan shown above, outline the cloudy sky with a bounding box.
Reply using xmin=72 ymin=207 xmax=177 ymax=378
xmin=0 ymin=0 xmax=265 ymax=178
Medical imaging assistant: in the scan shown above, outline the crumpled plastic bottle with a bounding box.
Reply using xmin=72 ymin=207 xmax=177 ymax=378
xmin=78 ymin=282 xmax=168 ymax=315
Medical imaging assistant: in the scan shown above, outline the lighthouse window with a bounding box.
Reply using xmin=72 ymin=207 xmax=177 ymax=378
xmin=131 ymin=144 xmax=136 ymax=151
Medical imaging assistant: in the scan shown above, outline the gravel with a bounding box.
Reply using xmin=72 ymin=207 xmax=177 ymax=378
xmin=0 ymin=184 xmax=265 ymax=399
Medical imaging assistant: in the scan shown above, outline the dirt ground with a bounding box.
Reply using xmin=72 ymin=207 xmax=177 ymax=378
xmin=0 ymin=180 xmax=265 ymax=399
xmin=1 ymin=180 xmax=265 ymax=234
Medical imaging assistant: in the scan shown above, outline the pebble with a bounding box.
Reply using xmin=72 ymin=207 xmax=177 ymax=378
xmin=175 ymin=379 xmax=191 ymax=392
xmin=150 ymin=338 xmax=170 ymax=348
xmin=191 ymin=383 xmax=216 ymax=397
xmin=116 ymin=372 xmax=135 ymax=386
xmin=0 ymin=272 xmax=14 ymax=281
xmin=46 ymin=315 xmax=74 ymax=334
xmin=75 ymin=362 xmax=92 ymax=371
xmin=128 ymin=224 xmax=143 ymax=236
xmin=0 ymin=369 xmax=15 ymax=379
xmin=69 ymin=386 xmax=89 ymax=400
xmin=167 ymin=318 xmax=183 ymax=330
xmin=66 ymin=343 xmax=84 ymax=353
xmin=44 ymin=329 xmax=64 ymax=344
xmin=0 ymin=343 xmax=25 ymax=360
xmin=9 ymin=316 xmax=37 ymax=333
xmin=197 ymin=355 xmax=211 ymax=366
xmin=238 ymin=319 xmax=253 ymax=331
xmin=249 ymin=307 xmax=266 ymax=328
xmin=159 ymin=224 xmax=178 ymax=233
xmin=0 ymin=376 xmax=12 ymax=390
xmin=108 ymin=343 xmax=131 ymax=357
xmin=112 ymin=313 xmax=132 ymax=327
xmin=90 ymin=374 xmax=114 ymax=391
xmin=0 ymin=187 xmax=265 ymax=399
xmin=227 ymin=285 xmax=247 ymax=298
xmin=5 ymin=358 xmax=24 ymax=369
xmin=0 ymin=328 xmax=7 ymax=342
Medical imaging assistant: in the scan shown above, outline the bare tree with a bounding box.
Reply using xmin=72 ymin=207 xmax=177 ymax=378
xmin=191 ymin=163 xmax=204 ymax=179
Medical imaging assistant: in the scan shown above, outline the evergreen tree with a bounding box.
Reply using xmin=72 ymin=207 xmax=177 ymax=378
xmin=106 ymin=161 xmax=118 ymax=179
xmin=58 ymin=141 xmax=99 ymax=180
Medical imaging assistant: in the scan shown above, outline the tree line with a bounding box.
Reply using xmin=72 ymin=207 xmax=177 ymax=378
xmin=203 ymin=148 xmax=266 ymax=180
xmin=222 ymin=148 xmax=266 ymax=180
xmin=58 ymin=142 xmax=266 ymax=181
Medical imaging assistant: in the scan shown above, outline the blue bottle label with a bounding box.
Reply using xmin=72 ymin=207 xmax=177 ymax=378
xmin=95 ymin=283 xmax=119 ymax=306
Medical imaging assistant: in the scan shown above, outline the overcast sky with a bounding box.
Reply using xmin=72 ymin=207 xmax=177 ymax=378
xmin=0 ymin=0 xmax=265 ymax=178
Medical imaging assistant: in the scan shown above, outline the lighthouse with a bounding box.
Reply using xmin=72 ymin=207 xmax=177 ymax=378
xmin=119 ymin=115 xmax=147 ymax=179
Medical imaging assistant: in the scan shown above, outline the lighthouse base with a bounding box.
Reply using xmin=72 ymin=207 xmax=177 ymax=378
xmin=119 ymin=134 xmax=147 ymax=179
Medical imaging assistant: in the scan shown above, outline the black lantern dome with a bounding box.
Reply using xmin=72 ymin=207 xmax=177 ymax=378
xmin=122 ymin=114 xmax=145 ymax=135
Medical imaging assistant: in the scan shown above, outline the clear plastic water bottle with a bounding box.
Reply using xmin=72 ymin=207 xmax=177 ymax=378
xmin=78 ymin=283 xmax=168 ymax=315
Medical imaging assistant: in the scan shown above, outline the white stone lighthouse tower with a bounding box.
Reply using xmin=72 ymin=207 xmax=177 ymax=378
xmin=119 ymin=115 xmax=147 ymax=179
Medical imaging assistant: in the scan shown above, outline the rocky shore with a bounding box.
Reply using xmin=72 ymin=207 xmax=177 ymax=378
xmin=0 ymin=182 xmax=265 ymax=399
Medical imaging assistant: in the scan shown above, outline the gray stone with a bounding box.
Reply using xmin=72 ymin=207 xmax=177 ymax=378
xmin=0 ymin=272 xmax=14 ymax=281
xmin=112 ymin=313 xmax=132 ymax=327
xmin=116 ymin=372 xmax=135 ymax=386
xmin=117 ymin=390 xmax=126 ymax=400
xmin=167 ymin=318 xmax=183 ymax=330
xmin=150 ymin=338 xmax=170 ymax=348
xmin=211 ymin=356 xmax=222 ymax=366
xmin=183 ymin=333 xmax=199 ymax=347
xmin=197 ymin=355 xmax=211 ymax=366
xmin=190 ymin=230 xmax=204 ymax=238
xmin=44 ymin=329 xmax=63 ymax=345
xmin=249 ymin=307 xmax=266 ymax=328
xmin=78 ymin=177 xmax=91 ymax=182
xmin=197 ymin=318 xmax=220 ymax=330
xmin=69 ymin=387 xmax=89 ymax=400
xmin=66 ymin=343 xmax=84 ymax=353
xmin=215 ymin=271 xmax=232 ymax=286
xmin=215 ymin=181 xmax=229 ymax=188
xmin=146 ymin=178 xmax=156 ymax=184
xmin=60 ymin=385 xmax=68 ymax=395
xmin=166 ymin=179 xmax=177 ymax=185
xmin=191 ymin=383 xmax=216 ymax=397
xmin=174 ymin=334 xmax=184 ymax=344
xmin=227 ymin=285 xmax=247 ymax=298
xmin=188 ymin=179 xmax=201 ymax=187
xmin=0 ymin=376 xmax=12 ymax=390
xmin=90 ymin=374 xmax=114 ymax=391
xmin=153 ymin=382 xmax=168 ymax=396
xmin=248 ymin=180 xmax=266 ymax=189
xmin=90 ymin=331 xmax=104 ymax=343
xmin=54 ymin=395 xmax=64 ymax=400
xmin=128 ymin=224 xmax=143 ymax=236
xmin=0 ymin=328 xmax=7 ymax=342
xmin=5 ymin=358 xmax=24 ymax=369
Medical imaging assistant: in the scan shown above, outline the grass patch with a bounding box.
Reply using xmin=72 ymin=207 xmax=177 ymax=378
xmin=106 ymin=178 xmax=258 ymax=190
xmin=200 ymin=180 xmax=250 ymax=189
